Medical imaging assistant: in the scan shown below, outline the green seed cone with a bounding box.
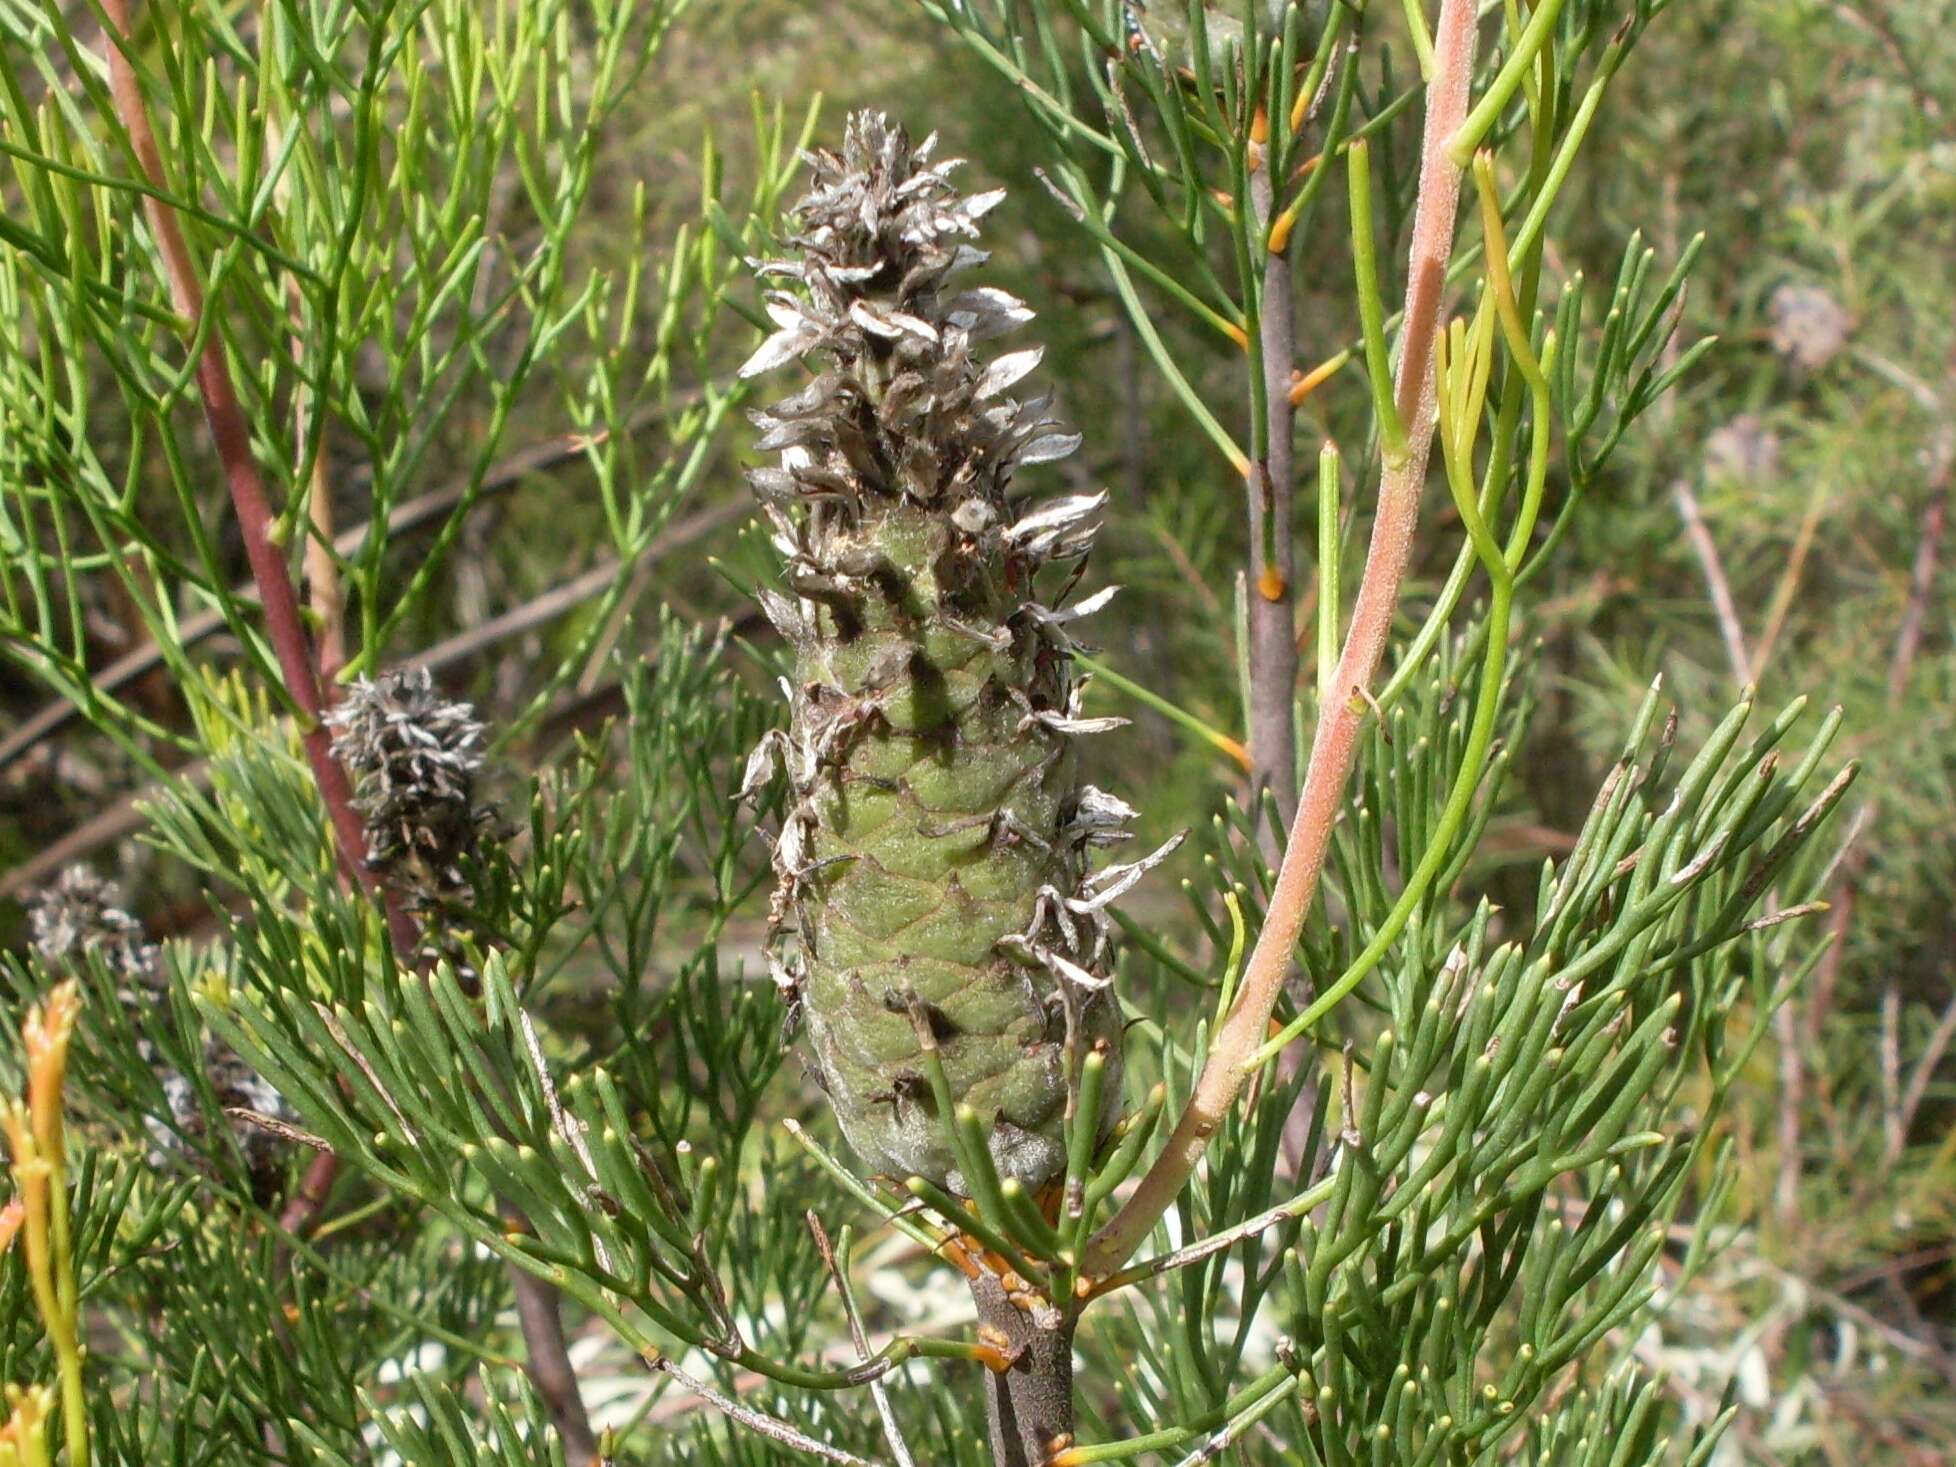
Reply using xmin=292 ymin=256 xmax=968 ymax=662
xmin=739 ymin=114 xmax=1175 ymax=1193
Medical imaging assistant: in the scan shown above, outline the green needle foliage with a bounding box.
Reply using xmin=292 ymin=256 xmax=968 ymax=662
xmin=0 ymin=0 xmax=1872 ymax=1462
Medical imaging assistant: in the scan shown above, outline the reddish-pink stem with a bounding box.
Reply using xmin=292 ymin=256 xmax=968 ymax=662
xmin=279 ymin=1148 xmax=342 ymax=1235
xmin=98 ymin=21 xmax=600 ymax=1453
xmin=99 ymin=19 xmax=599 ymax=1456
xmin=98 ymin=0 xmax=416 ymax=958
xmin=1084 ymin=0 xmax=1481 ymax=1276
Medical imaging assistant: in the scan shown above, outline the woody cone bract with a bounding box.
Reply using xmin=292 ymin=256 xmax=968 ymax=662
xmin=740 ymin=113 xmax=1174 ymax=1194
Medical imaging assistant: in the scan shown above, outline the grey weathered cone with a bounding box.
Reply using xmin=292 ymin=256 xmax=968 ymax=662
xmin=737 ymin=111 xmax=1178 ymax=1193
xmin=326 ymin=666 xmax=493 ymax=908
xmin=27 ymin=864 xmax=295 ymax=1194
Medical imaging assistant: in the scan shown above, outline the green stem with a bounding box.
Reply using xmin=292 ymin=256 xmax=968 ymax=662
xmin=1448 ymin=0 xmax=1570 ymax=165
xmin=1347 ymin=139 xmax=1408 ymax=459
xmin=1049 ymin=164 xmax=1245 ymax=341
xmin=1076 ymin=652 xmax=1248 ymax=767
xmin=1316 ymin=440 xmax=1343 ymax=699
xmin=48 ymin=1164 xmax=88 ymax=1467
xmin=1050 ymin=1363 xmax=1294 ymax=1463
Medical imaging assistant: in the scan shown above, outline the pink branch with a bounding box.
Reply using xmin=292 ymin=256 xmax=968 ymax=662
xmin=1084 ymin=0 xmax=1482 ymax=1275
xmin=97 ymin=0 xmax=416 ymax=956
xmin=100 ymin=17 xmax=598 ymax=1450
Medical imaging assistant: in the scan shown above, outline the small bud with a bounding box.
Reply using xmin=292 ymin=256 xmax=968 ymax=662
xmin=22 ymin=981 xmax=80 ymax=1156
xmin=0 ymin=1199 xmax=23 ymax=1255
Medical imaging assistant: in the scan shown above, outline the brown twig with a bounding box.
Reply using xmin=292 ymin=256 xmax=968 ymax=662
xmin=1082 ymin=0 xmax=1481 ymax=1276
xmin=0 ymin=407 xmax=670 ymax=773
xmin=1893 ymin=992 xmax=1956 ymax=1164
xmin=506 ymin=1202 xmax=601 ymax=1463
xmin=397 ymin=501 xmax=746 ymax=673
xmin=966 ymin=1268 xmax=1075 ymax=1467
xmin=1750 ymin=474 xmax=1829 ymax=682
xmin=1835 ymin=1241 xmax=1956 ymax=1295
xmin=1 ymin=761 xmax=209 ymax=906
xmin=279 ymin=1149 xmax=343 ymax=1236
xmin=1672 ymin=478 xmax=1752 ymax=686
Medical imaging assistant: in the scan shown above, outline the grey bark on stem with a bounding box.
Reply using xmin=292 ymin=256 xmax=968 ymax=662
xmin=1247 ymin=153 xmax=1301 ymax=846
xmin=1083 ymin=0 xmax=1483 ymax=1278
xmin=968 ymin=1274 xmax=1076 ymax=1467
xmin=1250 ymin=104 xmax=1327 ymax=1179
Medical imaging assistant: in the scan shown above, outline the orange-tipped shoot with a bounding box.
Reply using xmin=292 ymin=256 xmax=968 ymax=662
xmin=1289 ymin=350 xmax=1351 ymax=407
xmin=0 ymin=1382 xmax=55 ymax=1466
xmin=3 ymin=984 xmax=88 ymax=1467
xmin=20 ymin=983 xmax=79 ymax=1158
xmin=0 ymin=1107 xmax=46 ymax=1222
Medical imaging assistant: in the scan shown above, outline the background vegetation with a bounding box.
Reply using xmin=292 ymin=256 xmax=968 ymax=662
xmin=0 ymin=0 xmax=1949 ymax=1461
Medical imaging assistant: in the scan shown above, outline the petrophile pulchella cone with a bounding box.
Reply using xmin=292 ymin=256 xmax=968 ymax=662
xmin=739 ymin=113 xmax=1176 ymax=1194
